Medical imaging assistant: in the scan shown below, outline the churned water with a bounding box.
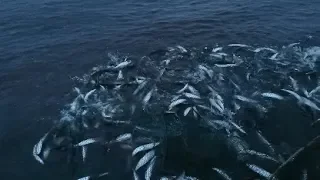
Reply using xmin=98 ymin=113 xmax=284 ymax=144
xmin=1 ymin=0 xmax=320 ymax=180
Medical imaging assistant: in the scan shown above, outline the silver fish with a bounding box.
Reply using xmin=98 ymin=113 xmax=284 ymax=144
xmin=35 ymin=132 xmax=49 ymax=155
xmin=132 ymin=142 xmax=160 ymax=156
xmin=114 ymin=60 xmax=132 ymax=69
xmin=82 ymin=146 xmax=87 ymax=162
xmin=177 ymin=84 xmax=189 ymax=94
xmin=32 ymin=144 xmax=44 ymax=165
xmin=215 ymin=63 xmax=237 ymax=68
xmin=246 ymin=164 xmax=272 ymax=179
xmin=301 ymin=96 xmax=320 ymax=111
xmin=143 ymin=89 xmax=154 ymax=106
xmin=98 ymin=172 xmax=109 ymax=178
xmin=184 ymin=107 xmax=192 ymax=116
xmin=198 ymin=65 xmax=213 ymax=78
xmin=212 ymin=168 xmax=232 ymax=180
xmin=133 ymin=80 xmax=148 ymax=95
xmin=84 ymin=89 xmax=96 ymax=103
xmin=145 ymin=156 xmax=156 ymax=180
xmin=256 ymin=131 xmax=275 ymax=156
xmin=281 ymin=89 xmax=301 ymax=101
xmin=176 ymin=45 xmax=187 ymax=53
xmin=115 ymin=133 xmax=132 ymax=142
xmin=309 ymin=85 xmax=320 ymax=97
xmin=228 ymin=120 xmax=247 ymax=134
xmin=135 ymin=150 xmax=155 ymax=171
xmin=74 ymin=87 xmax=84 ymax=99
xmin=246 ymin=150 xmax=278 ymax=162
xmin=212 ymin=120 xmax=232 ymax=130
xmin=209 ymin=98 xmax=224 ymax=113
xmin=228 ymin=44 xmax=250 ymax=48
xmin=253 ymin=47 xmax=277 ymax=53
xmin=269 ymin=53 xmax=278 ymax=60
xmin=75 ymin=138 xmax=99 ymax=147
xmin=212 ymin=47 xmax=223 ymax=52
xmin=133 ymin=170 xmax=140 ymax=180
xmin=77 ymin=176 xmax=90 ymax=180
xmin=168 ymin=99 xmax=187 ymax=110
xmin=117 ymin=70 xmax=124 ymax=80
xmin=184 ymin=92 xmax=201 ymax=99
xmin=261 ymin=93 xmax=284 ymax=100
xmin=234 ymin=95 xmax=257 ymax=104
xmin=197 ymin=104 xmax=211 ymax=111
xmin=187 ymin=85 xmax=200 ymax=96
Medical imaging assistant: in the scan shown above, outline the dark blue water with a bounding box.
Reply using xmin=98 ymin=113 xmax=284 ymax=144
xmin=1 ymin=0 xmax=320 ymax=179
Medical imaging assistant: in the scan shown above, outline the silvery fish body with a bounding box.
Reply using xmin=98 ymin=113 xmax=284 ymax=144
xmin=246 ymin=164 xmax=272 ymax=179
xmin=212 ymin=168 xmax=232 ymax=180
xmin=77 ymin=176 xmax=90 ymax=180
xmin=35 ymin=132 xmax=49 ymax=155
xmin=135 ymin=150 xmax=155 ymax=171
xmin=261 ymin=93 xmax=284 ymax=100
xmin=84 ymin=89 xmax=96 ymax=102
xmin=184 ymin=92 xmax=201 ymax=99
xmin=168 ymin=99 xmax=187 ymax=110
xmin=114 ymin=60 xmax=132 ymax=69
xmin=177 ymin=84 xmax=189 ymax=94
xmin=75 ymin=138 xmax=99 ymax=147
xmin=132 ymin=142 xmax=160 ymax=156
xmin=115 ymin=133 xmax=132 ymax=142
xmin=184 ymin=107 xmax=192 ymax=116
xmin=145 ymin=156 xmax=156 ymax=180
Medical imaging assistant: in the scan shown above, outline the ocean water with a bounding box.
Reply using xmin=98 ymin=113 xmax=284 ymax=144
xmin=1 ymin=0 xmax=320 ymax=180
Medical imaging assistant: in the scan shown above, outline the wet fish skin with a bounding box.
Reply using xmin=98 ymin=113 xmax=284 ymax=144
xmin=215 ymin=63 xmax=237 ymax=68
xmin=75 ymin=138 xmax=100 ymax=147
xmin=114 ymin=60 xmax=132 ymax=69
xmin=77 ymin=176 xmax=90 ymax=180
xmin=145 ymin=156 xmax=156 ymax=180
xmin=168 ymin=99 xmax=187 ymax=110
xmin=187 ymin=85 xmax=200 ymax=96
xmin=132 ymin=142 xmax=160 ymax=156
xmin=261 ymin=92 xmax=284 ymax=100
xmin=184 ymin=92 xmax=201 ymax=99
xmin=35 ymin=132 xmax=49 ymax=155
xmin=82 ymin=146 xmax=87 ymax=162
xmin=253 ymin=47 xmax=277 ymax=53
xmin=33 ymin=144 xmax=44 ymax=165
xmin=177 ymin=84 xmax=189 ymax=94
xmin=133 ymin=80 xmax=148 ymax=95
xmin=133 ymin=170 xmax=140 ymax=180
xmin=184 ymin=107 xmax=192 ymax=116
xmin=143 ymin=88 xmax=154 ymax=106
xmin=212 ymin=47 xmax=223 ymax=52
xmin=115 ymin=133 xmax=132 ymax=142
xmin=84 ymin=89 xmax=96 ymax=103
xmin=246 ymin=164 xmax=272 ymax=179
xmin=256 ymin=131 xmax=276 ymax=156
xmin=228 ymin=120 xmax=247 ymax=134
xmin=135 ymin=150 xmax=155 ymax=171
xmin=245 ymin=150 xmax=279 ymax=162
xmin=176 ymin=45 xmax=187 ymax=53
xmin=212 ymin=168 xmax=232 ymax=180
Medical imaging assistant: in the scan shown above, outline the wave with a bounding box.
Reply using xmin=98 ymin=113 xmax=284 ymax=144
xmin=32 ymin=42 xmax=320 ymax=180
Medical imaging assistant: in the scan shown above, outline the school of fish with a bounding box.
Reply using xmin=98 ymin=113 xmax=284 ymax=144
xmin=32 ymin=43 xmax=320 ymax=180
